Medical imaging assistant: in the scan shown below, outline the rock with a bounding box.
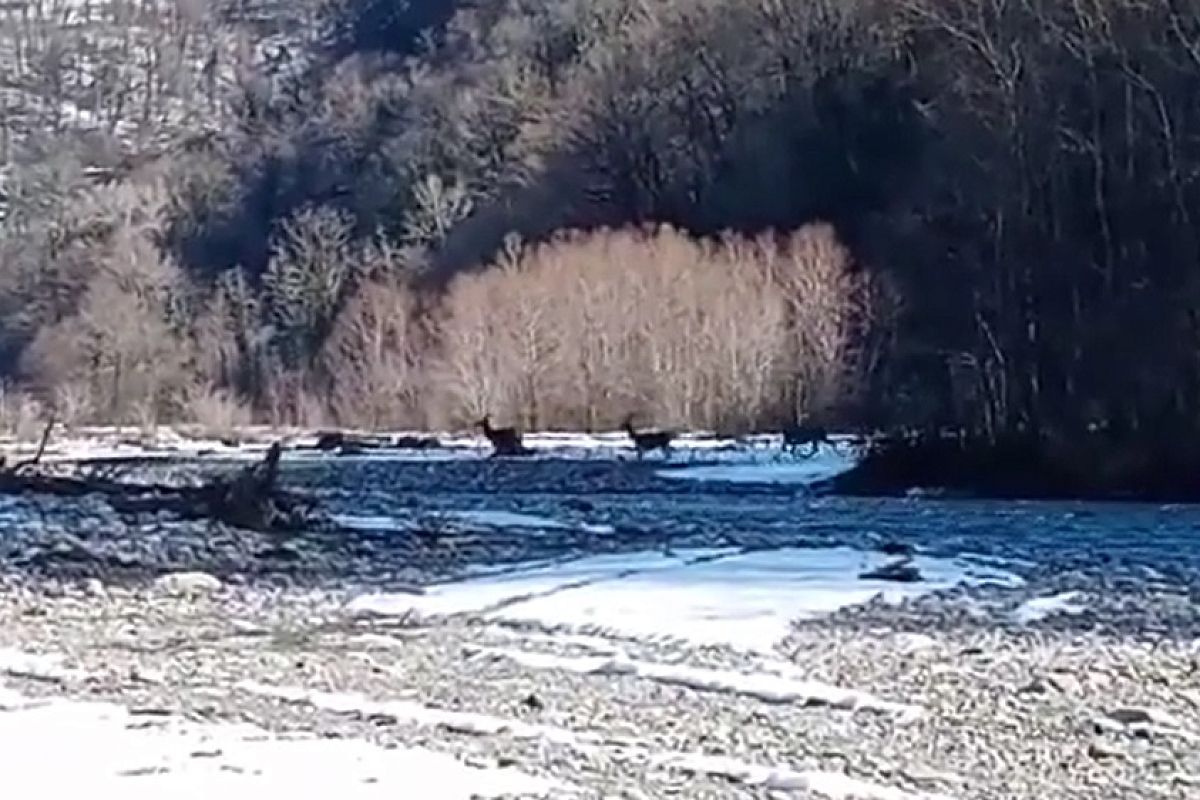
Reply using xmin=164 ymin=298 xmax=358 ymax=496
xmin=1088 ymin=740 xmax=1125 ymax=760
xmin=860 ymin=559 xmax=923 ymax=583
xmin=1107 ymin=706 xmax=1184 ymax=729
xmin=1017 ymin=671 xmax=1077 ymax=696
xmin=520 ymin=693 xmax=545 ymax=712
xmin=256 ymin=544 xmax=302 ymax=561
xmin=82 ymin=578 xmax=106 ymax=598
xmin=393 ymin=435 xmax=441 ymax=450
xmin=153 ymin=571 xmax=222 ymax=597
xmin=879 ymin=540 xmax=915 ymax=557
xmin=314 ymin=431 xmax=345 ymax=451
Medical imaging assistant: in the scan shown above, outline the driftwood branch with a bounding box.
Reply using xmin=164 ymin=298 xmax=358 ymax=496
xmin=0 ymin=436 xmax=330 ymax=535
xmin=11 ymin=416 xmax=56 ymax=475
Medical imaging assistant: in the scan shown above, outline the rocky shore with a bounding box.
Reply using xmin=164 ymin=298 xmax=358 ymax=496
xmin=1 ymin=566 xmax=1196 ymax=800
xmin=0 ymin=445 xmax=1197 ymax=798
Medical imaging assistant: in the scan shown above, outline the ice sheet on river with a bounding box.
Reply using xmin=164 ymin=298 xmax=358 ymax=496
xmin=347 ymin=547 xmax=1021 ymax=652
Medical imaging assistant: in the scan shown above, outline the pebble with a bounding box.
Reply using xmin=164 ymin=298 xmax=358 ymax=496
xmin=1107 ymin=707 xmax=1185 ymax=729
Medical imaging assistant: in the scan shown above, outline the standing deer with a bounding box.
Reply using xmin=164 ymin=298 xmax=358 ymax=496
xmin=476 ymin=416 xmax=525 ymax=456
xmin=782 ymin=422 xmax=832 ymax=458
xmin=623 ymin=415 xmax=674 ymax=459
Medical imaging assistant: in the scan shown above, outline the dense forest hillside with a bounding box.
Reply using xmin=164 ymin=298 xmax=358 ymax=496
xmin=1 ymin=0 xmax=1198 ymax=447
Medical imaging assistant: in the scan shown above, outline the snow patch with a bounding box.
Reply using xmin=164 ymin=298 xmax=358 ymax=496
xmin=240 ymin=682 xmax=586 ymax=748
xmin=1011 ymin=591 xmax=1088 ymax=624
xmin=891 ymin=633 xmax=939 ymax=653
xmin=439 ymin=429 xmax=755 ymax=455
xmin=348 ymin=547 xmax=1021 ymax=652
xmin=485 ymin=648 xmax=921 ymax=719
xmin=334 ymin=510 xmax=616 ymax=537
xmin=451 ymin=510 xmax=569 ymax=529
xmin=331 ymin=514 xmax=400 ymax=531
xmin=0 ymin=648 xmax=81 ymax=682
xmin=652 ymin=752 xmax=955 ymax=799
xmin=345 ymin=549 xmax=736 ymax=618
xmin=0 ymin=685 xmax=563 ymax=799
xmin=658 ymin=451 xmax=855 ymax=485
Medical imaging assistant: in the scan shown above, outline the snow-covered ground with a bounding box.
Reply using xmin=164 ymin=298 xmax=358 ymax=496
xmin=347 ymin=546 xmax=1023 ymax=652
xmin=237 ymin=677 xmax=951 ymax=798
xmin=0 ymin=686 xmax=565 ymax=800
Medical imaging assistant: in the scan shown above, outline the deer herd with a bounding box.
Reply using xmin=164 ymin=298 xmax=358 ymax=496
xmin=473 ymin=415 xmax=837 ymax=460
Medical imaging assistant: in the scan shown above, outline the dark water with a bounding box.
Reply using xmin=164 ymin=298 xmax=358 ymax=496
xmin=4 ymin=452 xmax=1198 ymax=619
xmin=277 ymin=455 xmax=1200 ymax=580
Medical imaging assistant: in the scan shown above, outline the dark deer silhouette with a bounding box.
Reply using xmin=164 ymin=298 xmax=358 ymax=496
xmin=476 ymin=416 xmax=525 ymax=456
xmin=782 ymin=423 xmax=832 ymax=457
xmin=623 ymin=415 xmax=673 ymax=459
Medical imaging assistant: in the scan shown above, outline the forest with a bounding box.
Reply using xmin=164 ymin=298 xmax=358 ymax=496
xmin=0 ymin=0 xmax=1197 ymax=458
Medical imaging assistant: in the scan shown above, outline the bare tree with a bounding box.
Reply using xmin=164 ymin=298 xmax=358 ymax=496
xmin=321 ymin=278 xmax=426 ymax=428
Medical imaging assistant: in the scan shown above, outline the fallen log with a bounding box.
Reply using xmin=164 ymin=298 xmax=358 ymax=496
xmin=0 ymin=437 xmax=330 ymax=535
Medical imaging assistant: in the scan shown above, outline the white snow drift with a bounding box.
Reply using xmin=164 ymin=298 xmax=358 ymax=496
xmin=347 ymin=546 xmax=1021 ymax=652
xmin=0 ymin=685 xmax=564 ymax=799
xmin=482 ymin=647 xmax=922 ymax=720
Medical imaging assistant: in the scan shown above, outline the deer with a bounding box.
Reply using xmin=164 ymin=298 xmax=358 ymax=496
xmin=476 ymin=416 xmax=525 ymax=456
xmin=782 ymin=422 xmax=833 ymax=458
xmin=623 ymin=414 xmax=674 ymax=459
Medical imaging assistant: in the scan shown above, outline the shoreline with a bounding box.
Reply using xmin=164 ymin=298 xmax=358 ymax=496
xmin=0 ymin=440 xmax=1197 ymax=798
xmin=8 ymin=423 xmax=1200 ymax=506
xmin=823 ymin=431 xmax=1200 ymax=505
xmin=0 ymin=572 xmax=1196 ymax=799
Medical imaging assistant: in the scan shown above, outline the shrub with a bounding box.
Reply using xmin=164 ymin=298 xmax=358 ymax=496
xmin=431 ymin=223 xmax=865 ymax=430
xmin=187 ymin=384 xmax=254 ymax=438
xmin=321 ymin=279 xmax=426 ymax=429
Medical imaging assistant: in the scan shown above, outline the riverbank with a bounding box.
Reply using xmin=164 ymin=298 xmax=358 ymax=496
xmin=9 ymin=422 xmax=1199 ymax=506
xmin=0 ymin=570 xmax=1196 ymax=800
xmin=824 ymin=432 xmax=1200 ymax=504
xmin=0 ymin=444 xmax=1198 ymax=798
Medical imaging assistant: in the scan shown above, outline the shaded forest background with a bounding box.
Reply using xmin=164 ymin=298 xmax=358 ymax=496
xmin=0 ymin=0 xmax=1198 ymax=439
